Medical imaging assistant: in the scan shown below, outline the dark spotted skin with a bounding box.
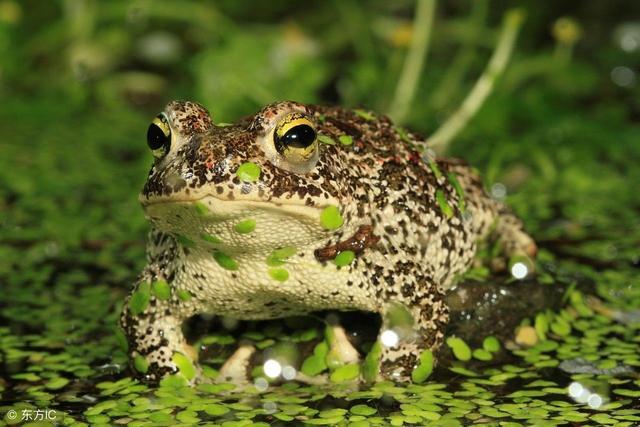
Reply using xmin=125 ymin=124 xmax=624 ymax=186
xmin=120 ymin=100 xmax=536 ymax=383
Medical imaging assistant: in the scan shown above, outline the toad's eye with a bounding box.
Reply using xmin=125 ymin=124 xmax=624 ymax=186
xmin=147 ymin=114 xmax=171 ymax=159
xmin=273 ymin=113 xmax=317 ymax=164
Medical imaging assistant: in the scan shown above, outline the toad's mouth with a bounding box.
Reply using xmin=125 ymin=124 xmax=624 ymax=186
xmin=140 ymin=194 xmax=335 ymax=251
xmin=140 ymin=192 xmax=334 ymax=218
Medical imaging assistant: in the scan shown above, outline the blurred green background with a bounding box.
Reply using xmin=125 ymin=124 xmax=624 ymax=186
xmin=1 ymin=0 xmax=638 ymax=283
xmin=1 ymin=1 xmax=640 ymax=425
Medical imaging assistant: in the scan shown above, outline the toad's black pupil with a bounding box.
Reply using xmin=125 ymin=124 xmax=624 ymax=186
xmin=282 ymin=124 xmax=316 ymax=148
xmin=147 ymin=123 xmax=168 ymax=150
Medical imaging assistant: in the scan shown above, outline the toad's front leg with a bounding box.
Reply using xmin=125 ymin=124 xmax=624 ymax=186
xmin=371 ymin=280 xmax=449 ymax=382
xmin=119 ymin=271 xmax=205 ymax=384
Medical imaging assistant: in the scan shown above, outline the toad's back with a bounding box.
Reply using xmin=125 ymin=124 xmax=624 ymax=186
xmin=310 ymin=105 xmax=504 ymax=291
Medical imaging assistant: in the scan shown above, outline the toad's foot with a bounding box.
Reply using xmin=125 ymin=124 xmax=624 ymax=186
xmin=374 ymin=288 xmax=449 ymax=382
xmin=325 ymin=321 xmax=360 ymax=367
xmin=216 ymin=344 xmax=256 ymax=384
xmin=494 ymin=206 xmax=537 ymax=270
xmin=120 ymin=275 xmax=205 ymax=384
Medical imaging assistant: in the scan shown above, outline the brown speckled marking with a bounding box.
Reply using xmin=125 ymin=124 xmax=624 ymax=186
xmin=122 ymin=100 xmax=536 ymax=383
xmin=314 ymin=225 xmax=380 ymax=261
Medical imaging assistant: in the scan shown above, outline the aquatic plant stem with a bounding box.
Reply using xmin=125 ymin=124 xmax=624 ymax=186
xmin=428 ymin=9 xmax=525 ymax=154
xmin=429 ymin=0 xmax=488 ymax=110
xmin=388 ymin=0 xmax=436 ymax=124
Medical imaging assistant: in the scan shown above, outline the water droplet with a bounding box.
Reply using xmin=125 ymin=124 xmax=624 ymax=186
xmin=587 ymin=393 xmax=604 ymax=409
xmin=263 ymin=401 xmax=277 ymax=414
xmin=611 ymin=66 xmax=636 ymax=88
xmin=254 ymin=377 xmax=268 ymax=391
xmin=490 ymin=183 xmax=507 ymax=200
xmin=621 ymin=33 xmax=639 ymax=52
xmin=568 ymin=381 xmax=583 ymax=398
xmin=568 ymin=381 xmax=591 ymax=403
xmin=282 ymin=365 xmax=296 ymax=380
xmin=263 ymin=359 xmax=282 ymax=378
xmin=510 ymin=262 xmax=529 ymax=279
xmin=615 ymin=23 xmax=640 ymax=52
xmin=380 ymin=329 xmax=399 ymax=348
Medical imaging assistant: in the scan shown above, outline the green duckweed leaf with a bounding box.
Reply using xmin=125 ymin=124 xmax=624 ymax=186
xmin=152 ymin=280 xmax=171 ymax=300
xmin=363 ymin=341 xmax=382 ymax=383
xmin=333 ymin=250 xmax=355 ymax=267
xmin=234 ymin=219 xmax=256 ymax=234
xmin=436 ymin=190 xmax=454 ymax=219
xmin=177 ymin=289 xmax=191 ymax=301
xmin=129 ymin=282 xmax=151 ymax=316
xmin=318 ymin=134 xmax=336 ymax=145
xmin=269 ymin=268 xmax=289 ymax=282
xmin=354 ymin=109 xmax=375 ymax=121
xmin=194 ymin=201 xmax=209 ymax=216
xmin=133 ymin=355 xmax=148 ymax=374
xmin=447 ymin=337 xmax=472 ymax=361
xmin=172 ymin=352 xmax=196 ymax=381
xmin=411 ymin=349 xmax=434 ymax=383
xmin=45 ymin=377 xmax=69 ymax=390
xmin=201 ymin=234 xmax=223 ymax=244
xmin=320 ymin=205 xmax=344 ymax=230
xmin=236 ymin=162 xmax=261 ymax=182
xmin=213 ymin=250 xmax=239 ymax=270
xmin=338 ymin=135 xmax=353 ymax=145
xmin=330 ymin=363 xmax=360 ymax=382
xmin=482 ymin=336 xmax=501 ymax=353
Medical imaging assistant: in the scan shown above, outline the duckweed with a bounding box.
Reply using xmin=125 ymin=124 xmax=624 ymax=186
xmin=362 ymin=342 xmax=382 ymax=383
xmin=193 ymin=201 xmax=209 ymax=216
xmin=268 ymin=268 xmax=289 ymax=282
xmin=201 ymin=234 xmax=223 ymax=244
xmin=301 ymin=341 xmax=329 ymax=376
xmin=266 ymin=246 xmax=297 ymax=266
xmin=44 ymin=377 xmax=69 ymax=390
xmin=320 ymin=205 xmax=344 ymax=230
xmin=473 ymin=348 xmax=493 ymax=361
xmin=177 ymin=289 xmax=192 ymax=301
xmin=447 ymin=337 xmax=472 ymax=361
xmin=152 ymin=280 xmax=171 ymax=300
xmin=213 ymin=250 xmax=239 ymax=270
xmin=317 ymin=134 xmax=336 ymax=145
xmin=535 ymin=312 xmax=549 ymax=340
xmin=133 ymin=355 xmax=149 ymax=374
xmin=234 ymin=219 xmax=256 ymax=234
xmin=129 ymin=282 xmax=151 ymax=315
xmin=330 ymin=363 xmax=360 ymax=382
xmin=411 ymin=349 xmax=434 ymax=383
xmin=354 ymin=109 xmax=375 ymax=121
xmin=236 ymin=162 xmax=261 ymax=182
xmin=428 ymin=159 xmax=443 ymax=179
xmin=483 ymin=336 xmax=501 ymax=353
xmin=333 ymin=250 xmax=355 ymax=267
xmin=447 ymin=172 xmax=466 ymax=212
xmin=350 ymin=404 xmax=377 ymax=416
xmin=436 ymin=189 xmax=454 ymax=218
xmin=550 ymin=316 xmax=572 ymax=336
xmin=177 ymin=235 xmax=195 ymax=247
xmin=338 ymin=135 xmax=353 ymax=145
xmin=172 ymin=352 xmax=196 ymax=381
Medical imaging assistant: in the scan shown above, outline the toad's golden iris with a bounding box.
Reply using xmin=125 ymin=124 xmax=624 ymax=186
xmin=273 ymin=112 xmax=318 ymax=164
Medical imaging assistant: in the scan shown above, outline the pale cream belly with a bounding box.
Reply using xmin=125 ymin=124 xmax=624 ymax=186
xmin=172 ymin=247 xmax=377 ymax=320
